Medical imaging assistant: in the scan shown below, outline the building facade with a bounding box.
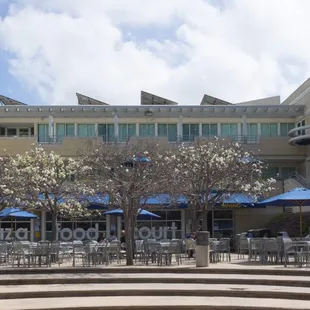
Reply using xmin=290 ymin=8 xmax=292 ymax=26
xmin=1 ymin=80 xmax=310 ymax=241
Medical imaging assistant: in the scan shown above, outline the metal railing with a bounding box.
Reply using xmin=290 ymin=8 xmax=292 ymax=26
xmin=290 ymin=172 xmax=310 ymax=189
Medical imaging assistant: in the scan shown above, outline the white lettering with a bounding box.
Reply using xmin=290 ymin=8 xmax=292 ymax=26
xmin=136 ymin=222 xmax=177 ymax=240
xmin=5 ymin=228 xmax=11 ymax=241
xmin=73 ymin=228 xmax=85 ymax=240
xmin=60 ymin=228 xmax=73 ymax=241
xmin=15 ymin=228 xmax=28 ymax=240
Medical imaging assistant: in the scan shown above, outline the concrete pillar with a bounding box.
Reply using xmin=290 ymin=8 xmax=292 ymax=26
xmin=30 ymin=218 xmax=35 ymax=241
xmin=154 ymin=123 xmax=158 ymax=137
xmin=181 ymin=210 xmax=186 ymax=239
xmin=217 ymin=123 xmax=221 ymax=136
xmin=199 ymin=123 xmax=202 ymax=137
xmin=48 ymin=116 xmax=54 ymax=139
xmin=136 ymin=123 xmax=139 ymax=137
xmin=40 ymin=210 xmax=46 ymax=241
xmin=106 ymin=215 xmax=111 ymax=238
xmin=114 ymin=114 xmax=119 ymax=138
xmin=74 ymin=123 xmax=78 ymax=137
xmin=117 ymin=216 xmax=122 ymax=239
xmin=178 ymin=116 xmax=183 ymax=140
xmin=242 ymin=115 xmax=247 ymax=136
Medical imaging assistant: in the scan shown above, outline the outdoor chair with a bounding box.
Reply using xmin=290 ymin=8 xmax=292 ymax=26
xmin=217 ymin=238 xmax=231 ymax=262
xmin=134 ymin=240 xmax=145 ymax=263
xmin=97 ymin=242 xmax=109 ymax=265
xmin=72 ymin=242 xmax=86 ymax=267
xmin=248 ymin=238 xmax=263 ymax=262
xmin=0 ymin=241 xmax=8 ymax=265
xmin=210 ymin=240 xmax=219 ymax=263
xmin=11 ymin=241 xmax=29 ymax=267
xmin=261 ymin=238 xmax=279 ymax=264
xmin=185 ymin=238 xmax=196 ymax=259
xmin=162 ymin=240 xmax=182 ymax=265
xmin=83 ymin=243 xmax=98 ymax=267
xmin=108 ymin=241 xmax=121 ymax=264
xmin=143 ymin=240 xmax=160 ymax=265
xmin=31 ymin=241 xmax=51 ymax=267
xmin=237 ymin=238 xmax=249 ymax=259
xmin=50 ymin=241 xmax=61 ymax=266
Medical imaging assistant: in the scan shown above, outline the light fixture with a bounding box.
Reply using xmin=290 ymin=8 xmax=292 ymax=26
xmin=16 ymin=108 xmax=19 ymax=112
xmin=144 ymin=111 xmax=153 ymax=117
xmin=49 ymin=108 xmax=53 ymax=112
xmin=71 ymin=108 xmax=75 ymax=111
xmin=60 ymin=108 xmax=64 ymax=112
xmin=27 ymin=108 xmax=31 ymax=112
xmin=38 ymin=108 xmax=42 ymax=112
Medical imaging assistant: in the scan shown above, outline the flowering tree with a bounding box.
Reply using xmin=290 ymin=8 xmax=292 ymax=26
xmin=81 ymin=140 xmax=168 ymax=265
xmin=164 ymin=138 xmax=275 ymax=231
xmin=0 ymin=157 xmax=16 ymax=211
xmin=11 ymin=147 xmax=93 ymax=240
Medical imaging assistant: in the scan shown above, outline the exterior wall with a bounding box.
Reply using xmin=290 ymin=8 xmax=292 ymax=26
xmin=234 ymin=207 xmax=282 ymax=234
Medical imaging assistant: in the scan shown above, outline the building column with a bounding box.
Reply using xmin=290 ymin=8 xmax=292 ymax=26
xmin=277 ymin=123 xmax=281 ymax=136
xmin=30 ymin=218 xmax=35 ymax=241
xmin=199 ymin=123 xmax=202 ymax=137
xmin=177 ymin=116 xmax=183 ymax=140
xmin=154 ymin=123 xmax=158 ymax=137
xmin=94 ymin=123 xmax=98 ymax=136
xmin=181 ymin=210 xmax=186 ymax=239
xmin=40 ymin=210 xmax=46 ymax=241
xmin=258 ymin=123 xmax=261 ymax=136
xmin=242 ymin=115 xmax=247 ymax=136
xmin=33 ymin=123 xmax=38 ymax=136
xmin=217 ymin=123 xmax=221 ymax=136
xmin=237 ymin=123 xmax=242 ymax=136
xmin=117 ymin=216 xmax=122 ymax=239
xmin=106 ymin=215 xmax=111 ymax=238
xmin=114 ymin=114 xmax=119 ymax=138
xmin=74 ymin=123 xmax=78 ymax=137
xmin=48 ymin=116 xmax=54 ymax=139
xmin=136 ymin=123 xmax=139 ymax=137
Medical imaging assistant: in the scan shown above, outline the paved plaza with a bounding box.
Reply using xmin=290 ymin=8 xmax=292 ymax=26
xmin=1 ymin=255 xmax=310 ymax=310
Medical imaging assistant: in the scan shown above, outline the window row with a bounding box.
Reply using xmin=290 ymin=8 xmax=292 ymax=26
xmin=37 ymin=122 xmax=296 ymax=142
xmin=263 ymin=167 xmax=297 ymax=179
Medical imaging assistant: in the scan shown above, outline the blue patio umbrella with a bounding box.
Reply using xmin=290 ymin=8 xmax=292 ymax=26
xmin=104 ymin=208 xmax=161 ymax=220
xmin=0 ymin=208 xmax=38 ymax=219
xmin=258 ymin=187 xmax=310 ymax=238
xmin=219 ymin=193 xmax=261 ymax=208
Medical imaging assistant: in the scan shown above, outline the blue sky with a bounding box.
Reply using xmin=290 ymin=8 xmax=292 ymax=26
xmin=0 ymin=0 xmax=309 ymax=105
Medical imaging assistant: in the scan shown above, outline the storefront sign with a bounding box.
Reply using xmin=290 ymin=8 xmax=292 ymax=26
xmin=135 ymin=222 xmax=177 ymax=240
xmin=57 ymin=223 xmax=99 ymax=241
xmin=0 ymin=222 xmax=178 ymax=241
xmin=0 ymin=228 xmax=28 ymax=241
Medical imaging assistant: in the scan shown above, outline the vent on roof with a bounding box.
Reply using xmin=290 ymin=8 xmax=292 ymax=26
xmin=76 ymin=93 xmax=109 ymax=105
xmin=0 ymin=95 xmax=27 ymax=106
xmin=200 ymin=94 xmax=232 ymax=106
xmin=141 ymin=91 xmax=178 ymax=105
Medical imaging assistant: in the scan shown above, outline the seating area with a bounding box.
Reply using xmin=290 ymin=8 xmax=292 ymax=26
xmin=0 ymin=237 xmax=232 ymax=267
xmin=237 ymin=237 xmax=310 ymax=267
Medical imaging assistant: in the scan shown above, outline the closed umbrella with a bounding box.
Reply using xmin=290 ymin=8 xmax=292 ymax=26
xmin=258 ymin=188 xmax=310 ymax=238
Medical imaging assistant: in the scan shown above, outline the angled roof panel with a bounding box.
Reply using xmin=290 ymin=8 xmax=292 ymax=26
xmin=76 ymin=93 xmax=109 ymax=105
xmin=0 ymin=94 xmax=27 ymax=106
xmin=141 ymin=91 xmax=178 ymax=105
xmin=200 ymin=94 xmax=232 ymax=106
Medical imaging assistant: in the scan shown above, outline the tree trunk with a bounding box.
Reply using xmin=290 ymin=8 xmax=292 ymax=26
xmin=201 ymin=209 xmax=208 ymax=231
xmin=124 ymin=215 xmax=134 ymax=266
xmin=51 ymin=212 xmax=57 ymax=241
xmin=191 ymin=217 xmax=200 ymax=233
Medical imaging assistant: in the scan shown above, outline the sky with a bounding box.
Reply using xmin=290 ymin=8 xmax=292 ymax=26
xmin=0 ymin=0 xmax=310 ymax=106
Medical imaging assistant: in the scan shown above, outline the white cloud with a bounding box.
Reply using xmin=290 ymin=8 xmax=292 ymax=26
xmin=0 ymin=0 xmax=310 ymax=105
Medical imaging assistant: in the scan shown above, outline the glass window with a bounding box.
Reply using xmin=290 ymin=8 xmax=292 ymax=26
xmin=261 ymin=123 xmax=278 ymax=137
xmin=66 ymin=124 xmax=75 ymax=136
xmin=19 ymin=128 xmax=29 ymax=137
xmin=38 ymin=124 xmax=48 ymax=142
xmin=77 ymin=124 xmax=95 ymax=137
xmin=182 ymin=124 xmax=199 ymax=141
xmin=202 ymin=124 xmax=218 ymax=137
xmin=221 ymin=123 xmax=237 ymax=137
xmin=119 ymin=124 xmax=136 ymax=142
xmin=7 ymin=128 xmax=17 ymax=136
xmin=139 ymin=124 xmax=155 ymax=137
xmin=280 ymin=123 xmax=295 ymax=136
xmin=98 ymin=124 xmax=114 ymax=141
xmin=263 ymin=167 xmax=279 ymax=179
xmin=282 ymin=167 xmax=296 ymax=178
xmin=158 ymin=124 xmax=177 ymax=141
